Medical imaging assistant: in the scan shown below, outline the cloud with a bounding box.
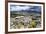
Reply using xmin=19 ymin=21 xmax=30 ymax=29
xmin=10 ymin=5 xmax=33 ymax=11
xmin=10 ymin=5 xmax=41 ymax=12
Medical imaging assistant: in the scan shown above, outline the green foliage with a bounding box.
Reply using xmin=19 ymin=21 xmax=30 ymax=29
xmin=10 ymin=13 xmax=24 ymax=18
xmin=28 ymin=20 xmax=37 ymax=28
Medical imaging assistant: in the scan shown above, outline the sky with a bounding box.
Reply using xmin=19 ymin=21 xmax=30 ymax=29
xmin=10 ymin=5 xmax=41 ymax=12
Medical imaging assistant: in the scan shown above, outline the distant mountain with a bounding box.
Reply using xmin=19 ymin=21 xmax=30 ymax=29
xmin=10 ymin=10 xmax=41 ymax=16
xmin=21 ymin=9 xmax=41 ymax=14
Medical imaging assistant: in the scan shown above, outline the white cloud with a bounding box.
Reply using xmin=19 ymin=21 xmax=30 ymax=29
xmin=10 ymin=6 xmax=32 ymax=11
